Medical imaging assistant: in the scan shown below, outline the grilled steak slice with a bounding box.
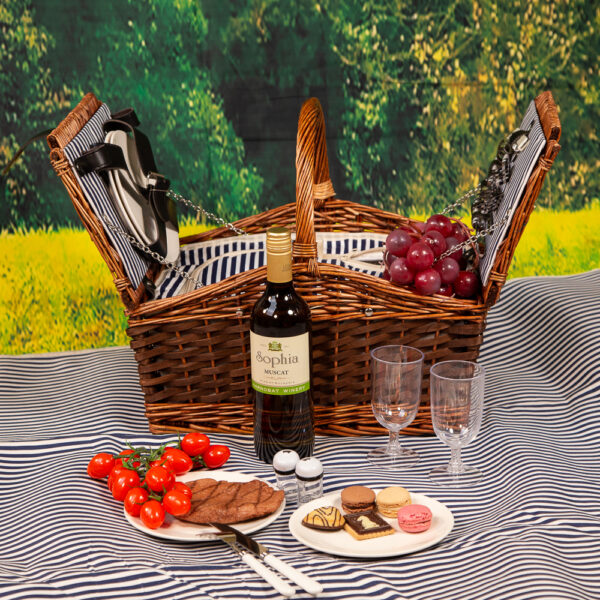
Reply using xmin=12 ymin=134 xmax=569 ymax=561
xmin=178 ymin=478 xmax=284 ymax=524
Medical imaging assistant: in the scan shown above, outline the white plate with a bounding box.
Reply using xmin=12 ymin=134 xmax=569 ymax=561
xmin=106 ymin=130 xmax=158 ymax=246
xmin=163 ymin=219 xmax=180 ymax=264
xmin=106 ymin=129 xmax=180 ymax=263
xmin=289 ymin=490 xmax=453 ymax=558
xmin=124 ymin=470 xmax=285 ymax=542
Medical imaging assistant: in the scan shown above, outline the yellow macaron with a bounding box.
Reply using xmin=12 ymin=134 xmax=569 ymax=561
xmin=376 ymin=486 xmax=411 ymax=518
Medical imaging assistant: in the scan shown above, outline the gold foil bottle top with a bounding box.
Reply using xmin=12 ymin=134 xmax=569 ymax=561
xmin=266 ymin=226 xmax=292 ymax=283
xmin=266 ymin=226 xmax=292 ymax=254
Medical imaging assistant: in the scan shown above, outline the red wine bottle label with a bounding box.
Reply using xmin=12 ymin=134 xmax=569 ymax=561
xmin=250 ymin=332 xmax=310 ymax=395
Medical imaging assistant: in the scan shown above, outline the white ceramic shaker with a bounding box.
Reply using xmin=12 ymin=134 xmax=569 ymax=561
xmin=272 ymin=449 xmax=300 ymax=504
xmin=295 ymin=456 xmax=323 ymax=504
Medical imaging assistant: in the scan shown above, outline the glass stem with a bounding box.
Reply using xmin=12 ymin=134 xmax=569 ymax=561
xmin=387 ymin=431 xmax=402 ymax=455
xmin=448 ymin=446 xmax=463 ymax=474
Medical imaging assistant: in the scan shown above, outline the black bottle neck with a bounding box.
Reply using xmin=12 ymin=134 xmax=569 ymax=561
xmin=265 ymin=279 xmax=295 ymax=294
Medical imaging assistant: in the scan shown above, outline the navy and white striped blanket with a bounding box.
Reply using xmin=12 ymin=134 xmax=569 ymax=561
xmin=1 ymin=271 xmax=599 ymax=600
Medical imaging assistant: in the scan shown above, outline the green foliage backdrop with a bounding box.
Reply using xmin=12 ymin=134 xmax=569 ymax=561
xmin=2 ymin=0 xmax=599 ymax=229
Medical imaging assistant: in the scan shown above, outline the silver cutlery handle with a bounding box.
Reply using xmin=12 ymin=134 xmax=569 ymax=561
xmin=264 ymin=554 xmax=323 ymax=596
xmin=241 ymin=552 xmax=295 ymax=597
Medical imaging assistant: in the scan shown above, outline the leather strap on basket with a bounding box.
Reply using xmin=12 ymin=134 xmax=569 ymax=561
xmin=294 ymin=98 xmax=335 ymax=277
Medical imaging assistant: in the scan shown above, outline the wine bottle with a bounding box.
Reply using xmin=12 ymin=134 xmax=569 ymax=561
xmin=251 ymin=226 xmax=314 ymax=464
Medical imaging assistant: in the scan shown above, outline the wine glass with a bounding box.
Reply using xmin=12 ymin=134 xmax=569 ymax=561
xmin=368 ymin=345 xmax=424 ymax=469
xmin=429 ymin=360 xmax=485 ymax=486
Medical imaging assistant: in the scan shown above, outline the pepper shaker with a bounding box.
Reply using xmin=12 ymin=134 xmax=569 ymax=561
xmin=295 ymin=456 xmax=323 ymax=504
xmin=272 ymin=449 xmax=300 ymax=503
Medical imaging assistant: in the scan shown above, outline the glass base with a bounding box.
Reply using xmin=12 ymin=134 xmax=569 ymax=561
xmin=367 ymin=446 xmax=419 ymax=469
xmin=429 ymin=463 xmax=482 ymax=487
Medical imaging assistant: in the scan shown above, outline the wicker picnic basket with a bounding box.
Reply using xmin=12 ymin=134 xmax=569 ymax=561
xmin=47 ymin=91 xmax=561 ymax=436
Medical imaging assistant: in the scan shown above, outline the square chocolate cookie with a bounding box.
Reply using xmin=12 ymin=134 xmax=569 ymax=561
xmin=343 ymin=511 xmax=395 ymax=540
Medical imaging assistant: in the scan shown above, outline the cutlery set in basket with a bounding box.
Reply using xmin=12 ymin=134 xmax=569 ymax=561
xmin=47 ymin=92 xmax=560 ymax=438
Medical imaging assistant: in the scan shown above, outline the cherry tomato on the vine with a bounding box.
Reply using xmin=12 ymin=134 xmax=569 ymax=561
xmin=162 ymin=490 xmax=191 ymax=517
xmin=107 ymin=465 xmax=127 ymax=491
xmin=112 ymin=470 xmax=141 ymax=501
xmin=202 ymin=445 xmax=231 ymax=469
xmin=144 ymin=465 xmax=175 ymax=493
xmin=140 ymin=500 xmax=165 ymax=529
xmin=124 ymin=487 xmax=149 ymax=517
xmin=115 ymin=449 xmax=141 ymax=469
xmin=172 ymin=482 xmax=192 ymax=498
xmin=180 ymin=432 xmax=210 ymax=457
xmin=149 ymin=458 xmax=172 ymax=471
xmin=87 ymin=453 xmax=115 ymax=479
xmin=161 ymin=448 xmax=193 ymax=475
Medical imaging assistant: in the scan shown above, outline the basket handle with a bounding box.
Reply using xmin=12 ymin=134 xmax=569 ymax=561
xmin=294 ymin=98 xmax=335 ymax=275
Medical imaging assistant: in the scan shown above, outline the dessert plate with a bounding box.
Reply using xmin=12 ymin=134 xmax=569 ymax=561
xmin=289 ymin=490 xmax=453 ymax=558
xmin=124 ymin=470 xmax=285 ymax=542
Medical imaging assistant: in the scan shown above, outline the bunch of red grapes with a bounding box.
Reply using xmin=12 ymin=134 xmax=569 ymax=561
xmin=383 ymin=214 xmax=480 ymax=298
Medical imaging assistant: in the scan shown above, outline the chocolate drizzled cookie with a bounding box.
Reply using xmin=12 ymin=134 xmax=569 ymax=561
xmin=302 ymin=506 xmax=345 ymax=531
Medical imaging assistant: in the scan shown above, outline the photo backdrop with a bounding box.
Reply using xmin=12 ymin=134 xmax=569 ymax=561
xmin=0 ymin=0 xmax=599 ymax=355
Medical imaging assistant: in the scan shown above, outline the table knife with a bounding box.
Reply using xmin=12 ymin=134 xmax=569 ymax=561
xmin=210 ymin=523 xmax=323 ymax=596
xmin=214 ymin=531 xmax=295 ymax=597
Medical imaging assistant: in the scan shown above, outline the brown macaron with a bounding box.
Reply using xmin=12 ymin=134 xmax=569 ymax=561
xmin=341 ymin=485 xmax=376 ymax=513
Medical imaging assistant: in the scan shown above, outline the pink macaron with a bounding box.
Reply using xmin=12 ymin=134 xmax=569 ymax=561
xmin=397 ymin=504 xmax=433 ymax=533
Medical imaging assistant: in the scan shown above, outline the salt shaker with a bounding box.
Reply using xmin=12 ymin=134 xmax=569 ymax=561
xmin=272 ymin=449 xmax=300 ymax=503
xmin=295 ymin=456 xmax=323 ymax=504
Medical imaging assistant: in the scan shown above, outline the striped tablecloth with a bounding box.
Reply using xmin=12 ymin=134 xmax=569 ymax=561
xmin=1 ymin=271 xmax=599 ymax=600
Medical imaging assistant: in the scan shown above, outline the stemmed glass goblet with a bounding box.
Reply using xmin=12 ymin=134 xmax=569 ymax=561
xmin=429 ymin=360 xmax=485 ymax=486
xmin=368 ymin=345 xmax=424 ymax=469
